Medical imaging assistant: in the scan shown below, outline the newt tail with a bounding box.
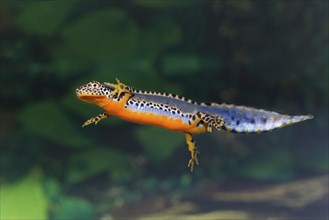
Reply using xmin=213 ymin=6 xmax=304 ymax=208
xmin=204 ymin=104 xmax=313 ymax=133
xmin=76 ymin=79 xmax=313 ymax=171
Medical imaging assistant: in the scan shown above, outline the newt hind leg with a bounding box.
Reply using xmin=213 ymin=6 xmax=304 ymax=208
xmin=184 ymin=132 xmax=199 ymax=172
xmin=184 ymin=112 xmax=224 ymax=171
xmin=197 ymin=112 xmax=224 ymax=132
xmin=189 ymin=112 xmax=224 ymax=133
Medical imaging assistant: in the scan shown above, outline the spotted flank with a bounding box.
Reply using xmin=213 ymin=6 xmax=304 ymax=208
xmin=76 ymin=79 xmax=313 ymax=171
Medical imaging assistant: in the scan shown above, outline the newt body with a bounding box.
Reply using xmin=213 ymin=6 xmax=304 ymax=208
xmin=76 ymin=79 xmax=313 ymax=171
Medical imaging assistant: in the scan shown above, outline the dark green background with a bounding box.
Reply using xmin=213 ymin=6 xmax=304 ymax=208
xmin=1 ymin=1 xmax=328 ymax=219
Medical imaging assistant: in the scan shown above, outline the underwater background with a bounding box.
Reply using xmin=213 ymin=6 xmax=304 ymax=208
xmin=1 ymin=1 xmax=328 ymax=219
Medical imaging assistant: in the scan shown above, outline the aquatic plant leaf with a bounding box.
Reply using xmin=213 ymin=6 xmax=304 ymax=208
xmin=58 ymin=8 xmax=138 ymax=64
xmin=135 ymin=127 xmax=184 ymax=162
xmin=43 ymin=178 xmax=62 ymax=201
xmin=67 ymin=148 xmax=135 ymax=184
xmin=152 ymin=16 xmax=182 ymax=50
xmin=0 ymin=126 xmax=47 ymax=182
xmin=0 ymin=168 xmax=47 ymax=219
xmin=52 ymin=197 xmax=95 ymax=220
xmin=132 ymin=15 xmax=182 ymax=61
xmin=18 ymin=101 xmax=92 ymax=148
xmin=17 ymin=1 xmax=75 ymax=35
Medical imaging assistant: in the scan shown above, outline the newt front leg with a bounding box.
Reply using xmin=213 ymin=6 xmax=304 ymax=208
xmin=82 ymin=112 xmax=109 ymax=127
xmin=104 ymin=78 xmax=134 ymax=98
xmin=83 ymin=79 xmax=135 ymax=127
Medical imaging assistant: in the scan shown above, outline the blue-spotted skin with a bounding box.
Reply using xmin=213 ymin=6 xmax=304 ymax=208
xmin=205 ymin=104 xmax=313 ymax=133
xmin=102 ymin=83 xmax=313 ymax=133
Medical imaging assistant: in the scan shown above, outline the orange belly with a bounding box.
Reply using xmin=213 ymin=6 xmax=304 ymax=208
xmin=102 ymin=100 xmax=207 ymax=134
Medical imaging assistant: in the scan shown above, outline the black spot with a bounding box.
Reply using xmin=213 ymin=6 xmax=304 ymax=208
xmin=141 ymin=103 xmax=144 ymax=107
xmin=231 ymin=116 xmax=235 ymax=120
xmin=236 ymin=120 xmax=240 ymax=125
xmin=251 ymin=119 xmax=255 ymax=124
xmin=171 ymin=111 xmax=175 ymax=114
xmin=262 ymin=118 xmax=267 ymax=123
xmin=192 ymin=115 xmax=196 ymax=120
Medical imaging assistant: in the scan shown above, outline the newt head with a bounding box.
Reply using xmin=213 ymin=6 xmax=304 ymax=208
xmin=76 ymin=81 xmax=114 ymax=107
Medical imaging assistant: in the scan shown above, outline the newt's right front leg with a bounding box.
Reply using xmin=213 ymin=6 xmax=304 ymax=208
xmin=82 ymin=112 xmax=109 ymax=127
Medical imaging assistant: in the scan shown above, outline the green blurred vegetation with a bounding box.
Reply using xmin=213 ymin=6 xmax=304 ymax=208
xmin=1 ymin=0 xmax=328 ymax=219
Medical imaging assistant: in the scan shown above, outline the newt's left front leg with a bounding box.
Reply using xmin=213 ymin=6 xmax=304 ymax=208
xmin=104 ymin=78 xmax=134 ymax=98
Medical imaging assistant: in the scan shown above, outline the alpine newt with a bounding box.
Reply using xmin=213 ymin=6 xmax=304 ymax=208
xmin=76 ymin=79 xmax=313 ymax=171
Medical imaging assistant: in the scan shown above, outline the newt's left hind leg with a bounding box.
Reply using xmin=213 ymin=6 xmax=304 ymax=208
xmin=82 ymin=112 xmax=109 ymax=127
xmin=188 ymin=112 xmax=224 ymax=133
xmin=184 ymin=112 xmax=224 ymax=171
xmin=197 ymin=112 xmax=224 ymax=132
xmin=184 ymin=132 xmax=199 ymax=172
